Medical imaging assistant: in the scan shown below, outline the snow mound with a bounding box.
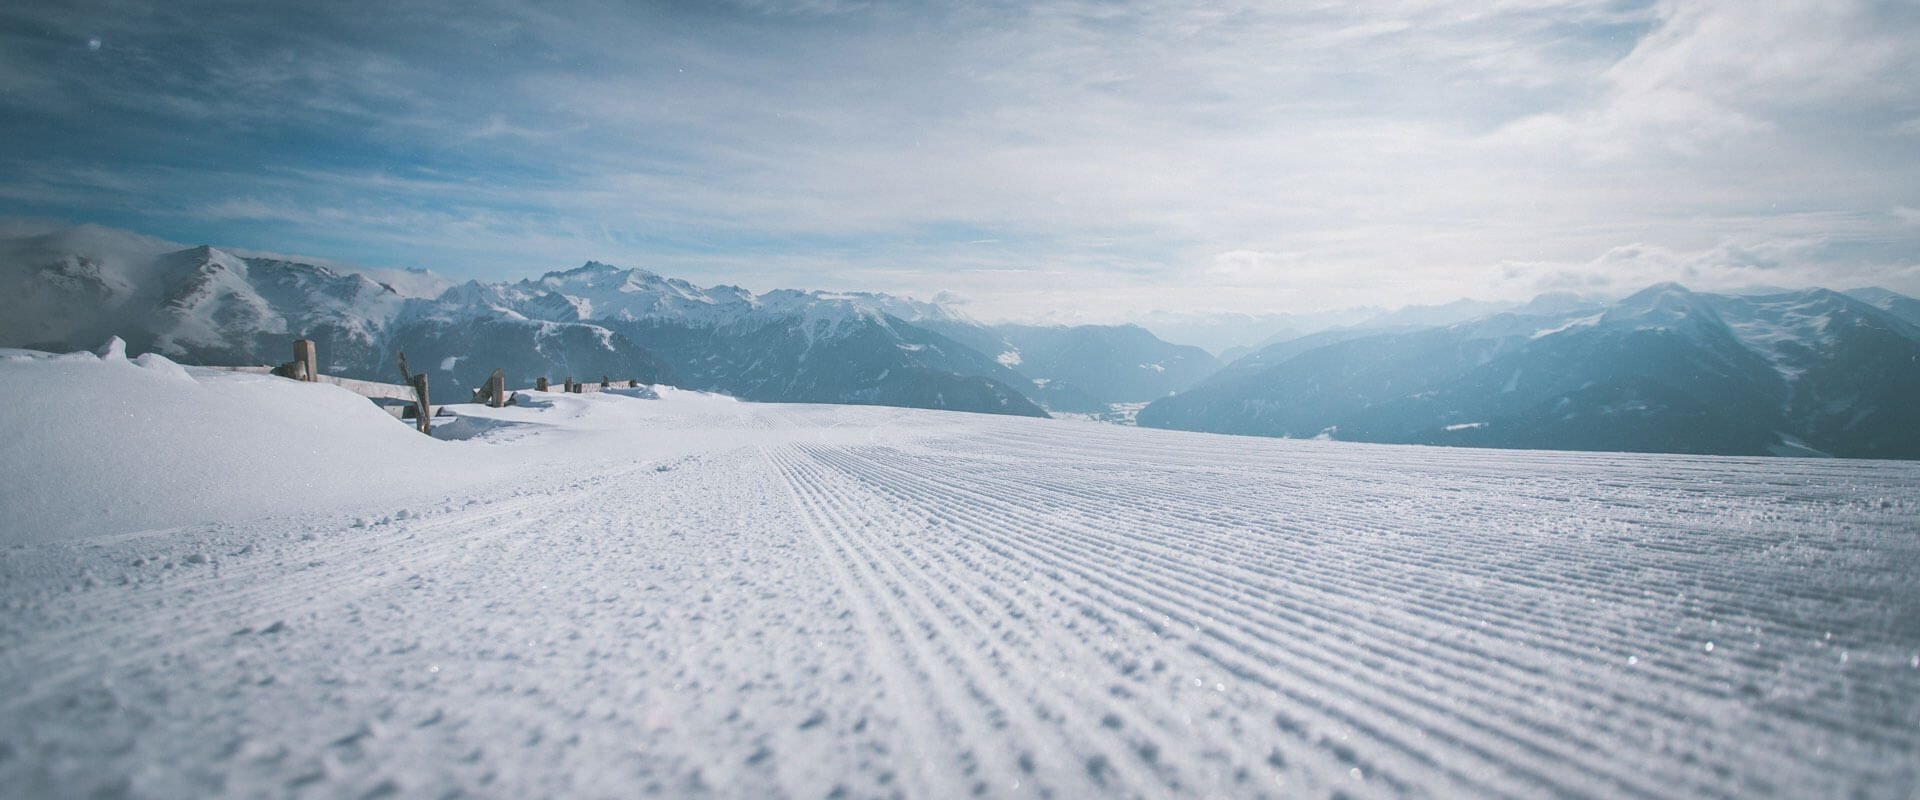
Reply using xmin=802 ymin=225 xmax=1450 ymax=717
xmin=0 ymin=345 xmax=513 ymax=545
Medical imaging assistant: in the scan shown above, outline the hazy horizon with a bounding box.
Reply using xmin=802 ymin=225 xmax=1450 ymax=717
xmin=8 ymin=215 xmax=1909 ymax=351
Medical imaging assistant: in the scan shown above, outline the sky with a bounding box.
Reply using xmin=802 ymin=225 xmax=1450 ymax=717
xmin=1 ymin=0 xmax=1918 ymax=323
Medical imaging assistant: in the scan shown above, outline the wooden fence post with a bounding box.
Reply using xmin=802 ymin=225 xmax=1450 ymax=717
xmin=536 ymin=377 xmax=549 ymax=392
xmin=488 ymin=370 xmax=506 ymax=408
xmin=412 ymin=373 xmax=432 ymax=434
xmin=292 ymin=339 xmax=318 ymax=381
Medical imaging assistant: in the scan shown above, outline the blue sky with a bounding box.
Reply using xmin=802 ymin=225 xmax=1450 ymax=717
xmin=2 ymin=0 xmax=1917 ymax=321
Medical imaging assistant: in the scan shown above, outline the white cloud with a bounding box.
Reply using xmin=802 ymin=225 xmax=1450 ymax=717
xmin=1495 ymin=0 xmax=1920 ymax=157
xmin=1498 ymin=238 xmax=1920 ymax=298
xmin=1202 ymin=250 xmax=1306 ymax=285
xmin=4 ymin=0 xmax=1917 ymax=319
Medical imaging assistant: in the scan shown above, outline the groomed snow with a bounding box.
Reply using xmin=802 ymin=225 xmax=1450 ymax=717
xmin=2 ymin=347 xmax=1918 ymax=798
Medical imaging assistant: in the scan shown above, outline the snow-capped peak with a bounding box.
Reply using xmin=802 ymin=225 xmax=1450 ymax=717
xmin=1598 ymin=282 xmax=1729 ymax=336
xmin=442 ymin=260 xmax=968 ymax=334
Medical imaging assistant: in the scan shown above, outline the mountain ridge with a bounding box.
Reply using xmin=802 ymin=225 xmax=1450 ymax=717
xmin=1138 ymin=283 xmax=1920 ymax=459
xmin=8 ymin=223 xmax=1914 ymax=456
xmin=1 ymin=226 xmax=1213 ymax=418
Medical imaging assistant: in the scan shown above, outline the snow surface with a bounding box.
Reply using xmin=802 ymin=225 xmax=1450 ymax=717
xmin=1051 ymin=401 xmax=1151 ymax=427
xmin=3 ymin=350 xmax=1919 ymax=798
xmin=0 ymin=347 xmax=514 ymax=546
xmin=1530 ymin=311 xmax=1603 ymax=339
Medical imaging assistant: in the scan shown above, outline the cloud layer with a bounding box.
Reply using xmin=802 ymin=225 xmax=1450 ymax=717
xmin=1 ymin=0 xmax=1916 ymax=320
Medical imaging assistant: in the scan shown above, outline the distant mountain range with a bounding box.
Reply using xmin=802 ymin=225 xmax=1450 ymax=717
xmin=1138 ymin=283 xmax=1920 ymax=459
xmin=0 ymin=225 xmax=1220 ymax=418
xmin=7 ymin=223 xmax=1916 ymax=459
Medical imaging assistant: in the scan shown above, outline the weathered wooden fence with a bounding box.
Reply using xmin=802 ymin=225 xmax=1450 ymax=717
xmin=213 ymin=339 xmax=651 ymax=435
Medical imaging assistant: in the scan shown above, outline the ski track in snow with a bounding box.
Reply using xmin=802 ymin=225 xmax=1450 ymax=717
xmin=3 ymin=405 xmax=1919 ymax=798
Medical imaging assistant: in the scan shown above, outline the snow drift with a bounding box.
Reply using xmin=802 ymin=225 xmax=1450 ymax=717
xmin=0 ymin=341 xmax=513 ymax=545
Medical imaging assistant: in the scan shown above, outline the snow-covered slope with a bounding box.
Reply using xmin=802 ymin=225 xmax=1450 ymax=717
xmin=506 ymin=261 xmax=760 ymax=325
xmin=0 ymin=343 xmax=514 ymax=545
xmin=1 ymin=353 xmax=1916 ymax=797
xmin=0 ymin=226 xmax=449 ymax=359
xmin=1847 ymin=286 xmax=1920 ymax=327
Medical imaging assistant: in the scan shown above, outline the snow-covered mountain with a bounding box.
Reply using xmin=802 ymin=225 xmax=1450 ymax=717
xmin=1 ymin=230 xmax=669 ymax=396
xmin=15 ymin=224 xmax=1913 ymax=450
xmin=426 ymin=260 xmax=968 ymax=332
xmin=1139 ymin=283 xmax=1920 ymax=459
xmin=0 ymin=226 xmax=1047 ymax=417
xmin=1847 ymin=286 xmax=1920 ymax=327
xmin=406 ymin=261 xmax=1043 ymax=415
